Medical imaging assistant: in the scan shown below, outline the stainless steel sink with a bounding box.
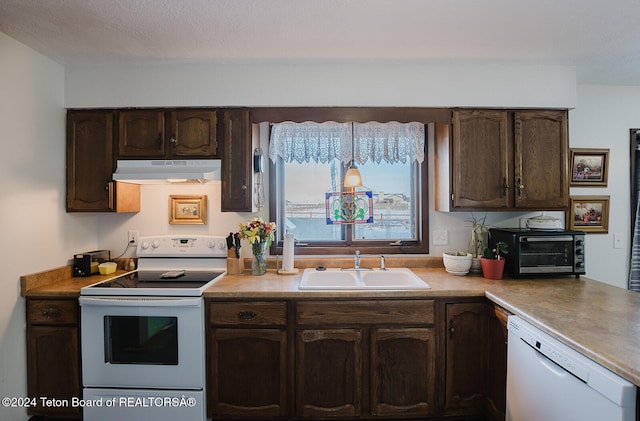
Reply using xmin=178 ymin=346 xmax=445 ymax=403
xmin=298 ymin=268 xmax=430 ymax=290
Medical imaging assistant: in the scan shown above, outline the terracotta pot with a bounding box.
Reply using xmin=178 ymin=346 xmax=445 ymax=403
xmin=480 ymin=257 xmax=506 ymax=280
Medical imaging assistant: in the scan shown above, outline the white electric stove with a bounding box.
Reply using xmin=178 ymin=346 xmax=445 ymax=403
xmin=79 ymin=234 xmax=228 ymax=421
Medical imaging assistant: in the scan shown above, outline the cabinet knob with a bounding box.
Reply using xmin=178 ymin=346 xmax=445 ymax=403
xmin=170 ymin=135 xmax=177 ymax=145
xmin=517 ymin=179 xmax=525 ymax=196
xmin=503 ymin=178 xmax=510 ymax=194
xmin=449 ymin=319 xmax=454 ymax=339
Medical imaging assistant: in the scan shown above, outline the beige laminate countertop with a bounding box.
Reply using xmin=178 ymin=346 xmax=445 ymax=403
xmin=21 ymin=263 xmax=640 ymax=387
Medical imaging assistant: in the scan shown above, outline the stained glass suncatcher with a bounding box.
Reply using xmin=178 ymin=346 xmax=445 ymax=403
xmin=325 ymin=191 xmax=374 ymax=224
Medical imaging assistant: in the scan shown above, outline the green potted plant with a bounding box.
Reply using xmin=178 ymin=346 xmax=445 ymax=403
xmin=466 ymin=213 xmax=488 ymax=273
xmin=480 ymin=241 xmax=508 ymax=280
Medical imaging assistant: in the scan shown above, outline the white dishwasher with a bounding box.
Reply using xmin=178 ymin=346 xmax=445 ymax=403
xmin=506 ymin=316 xmax=636 ymax=421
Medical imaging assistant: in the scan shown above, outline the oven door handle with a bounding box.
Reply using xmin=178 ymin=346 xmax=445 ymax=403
xmin=520 ymin=236 xmax=574 ymax=242
xmin=79 ymin=296 xmax=202 ymax=307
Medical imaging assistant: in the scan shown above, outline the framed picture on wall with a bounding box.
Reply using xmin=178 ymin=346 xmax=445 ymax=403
xmin=570 ymin=148 xmax=609 ymax=186
xmin=169 ymin=195 xmax=207 ymax=225
xmin=568 ymin=195 xmax=609 ymax=233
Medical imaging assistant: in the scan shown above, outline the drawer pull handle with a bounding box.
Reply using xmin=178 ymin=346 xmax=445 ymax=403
xmin=43 ymin=308 xmax=62 ymax=318
xmin=237 ymin=311 xmax=257 ymax=321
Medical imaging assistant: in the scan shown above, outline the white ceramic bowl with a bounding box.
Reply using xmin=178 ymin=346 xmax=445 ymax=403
xmin=98 ymin=262 xmax=117 ymax=275
xmin=442 ymin=252 xmax=473 ymax=275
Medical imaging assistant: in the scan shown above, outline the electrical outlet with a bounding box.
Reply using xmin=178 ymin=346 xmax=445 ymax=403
xmin=613 ymin=233 xmax=624 ymax=249
xmin=128 ymin=230 xmax=139 ymax=246
xmin=433 ymin=230 xmax=448 ymax=246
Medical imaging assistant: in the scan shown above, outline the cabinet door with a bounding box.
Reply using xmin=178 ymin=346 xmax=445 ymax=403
xmin=485 ymin=304 xmax=509 ymax=421
xmin=26 ymin=325 xmax=81 ymax=417
xmin=370 ymin=327 xmax=435 ymax=417
xmin=445 ymin=302 xmax=486 ymax=414
xmin=118 ymin=110 xmax=165 ymax=157
xmin=66 ymin=110 xmax=114 ymax=211
xmin=514 ymin=110 xmax=568 ymax=209
xmin=221 ymin=109 xmax=253 ymax=212
xmin=452 ymin=110 xmax=511 ymax=209
xmin=296 ymin=328 xmax=363 ymax=418
xmin=169 ymin=110 xmax=219 ymax=158
xmin=209 ymin=328 xmax=287 ymax=418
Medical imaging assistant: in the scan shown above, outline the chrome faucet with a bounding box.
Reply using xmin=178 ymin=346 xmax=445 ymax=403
xmin=354 ymin=250 xmax=361 ymax=269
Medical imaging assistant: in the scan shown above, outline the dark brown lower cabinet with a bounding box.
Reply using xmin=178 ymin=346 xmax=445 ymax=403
xmin=445 ymin=301 xmax=486 ymax=416
xmin=205 ymin=297 xmax=505 ymax=420
xmin=296 ymin=300 xmax=436 ymax=418
xmin=485 ymin=303 xmax=510 ymax=421
xmin=207 ymin=301 xmax=289 ymax=418
xmin=370 ymin=327 xmax=435 ymax=417
xmin=209 ymin=328 xmax=287 ymax=417
xmin=296 ymin=328 xmax=363 ymax=417
xmin=26 ymin=298 xmax=81 ymax=419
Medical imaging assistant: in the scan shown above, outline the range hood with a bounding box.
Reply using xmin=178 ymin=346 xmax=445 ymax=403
xmin=113 ymin=160 xmax=221 ymax=184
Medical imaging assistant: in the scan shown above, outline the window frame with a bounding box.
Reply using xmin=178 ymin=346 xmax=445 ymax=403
xmin=268 ymin=128 xmax=429 ymax=256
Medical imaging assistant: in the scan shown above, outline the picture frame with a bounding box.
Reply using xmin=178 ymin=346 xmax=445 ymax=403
xmin=570 ymin=148 xmax=609 ymax=186
xmin=169 ymin=195 xmax=207 ymax=225
xmin=568 ymin=195 xmax=609 ymax=233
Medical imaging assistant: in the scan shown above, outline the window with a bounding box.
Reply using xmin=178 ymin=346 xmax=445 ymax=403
xmin=269 ymin=121 xmax=428 ymax=255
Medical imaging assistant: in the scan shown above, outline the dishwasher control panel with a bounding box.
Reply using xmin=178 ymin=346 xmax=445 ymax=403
xmin=512 ymin=322 xmax=590 ymax=382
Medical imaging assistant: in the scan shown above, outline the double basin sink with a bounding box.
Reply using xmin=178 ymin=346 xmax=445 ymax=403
xmin=298 ymin=267 xmax=430 ymax=290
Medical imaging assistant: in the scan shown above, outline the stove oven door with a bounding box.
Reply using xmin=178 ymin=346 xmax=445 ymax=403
xmin=79 ymin=296 xmax=205 ymax=390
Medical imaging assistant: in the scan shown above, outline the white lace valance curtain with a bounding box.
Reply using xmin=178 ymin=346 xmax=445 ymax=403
xmin=269 ymin=121 xmax=424 ymax=165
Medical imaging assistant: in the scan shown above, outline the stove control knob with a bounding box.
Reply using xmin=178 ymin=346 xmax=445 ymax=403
xmin=140 ymin=241 xmax=150 ymax=250
xmin=207 ymin=239 xmax=216 ymax=248
xmin=152 ymin=240 xmax=160 ymax=248
xmin=218 ymin=240 xmax=227 ymax=250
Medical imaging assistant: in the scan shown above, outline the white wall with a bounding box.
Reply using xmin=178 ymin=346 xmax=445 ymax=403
xmin=567 ymin=85 xmax=640 ymax=288
xmin=0 ymin=32 xmax=97 ymax=421
xmin=65 ymin=61 xmax=577 ymax=108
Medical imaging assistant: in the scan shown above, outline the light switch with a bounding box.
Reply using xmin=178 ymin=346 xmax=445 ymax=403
xmin=433 ymin=230 xmax=448 ymax=245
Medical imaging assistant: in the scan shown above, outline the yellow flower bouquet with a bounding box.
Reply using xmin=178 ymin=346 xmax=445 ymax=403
xmin=238 ymin=217 xmax=276 ymax=275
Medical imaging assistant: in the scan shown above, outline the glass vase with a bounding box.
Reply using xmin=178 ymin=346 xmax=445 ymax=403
xmin=251 ymin=241 xmax=269 ymax=275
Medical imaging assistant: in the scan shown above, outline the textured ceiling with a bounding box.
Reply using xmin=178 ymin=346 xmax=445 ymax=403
xmin=1 ymin=0 xmax=639 ymax=84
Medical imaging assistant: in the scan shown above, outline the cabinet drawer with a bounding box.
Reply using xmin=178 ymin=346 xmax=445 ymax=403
xmin=296 ymin=300 xmax=434 ymax=325
xmin=27 ymin=299 xmax=78 ymax=325
xmin=210 ymin=301 xmax=287 ymax=326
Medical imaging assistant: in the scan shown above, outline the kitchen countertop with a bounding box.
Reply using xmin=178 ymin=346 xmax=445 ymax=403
xmin=21 ymin=262 xmax=640 ymax=387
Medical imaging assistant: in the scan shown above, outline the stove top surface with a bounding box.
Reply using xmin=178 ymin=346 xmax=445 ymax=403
xmin=80 ymin=235 xmax=230 ymax=296
xmin=81 ymin=270 xmax=226 ymax=296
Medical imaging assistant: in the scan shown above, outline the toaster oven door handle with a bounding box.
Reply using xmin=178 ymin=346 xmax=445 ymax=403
xmin=520 ymin=236 xmax=574 ymax=242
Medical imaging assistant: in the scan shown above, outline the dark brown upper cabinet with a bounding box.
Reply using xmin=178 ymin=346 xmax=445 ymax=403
xmin=66 ymin=110 xmax=139 ymax=212
xmin=117 ymin=109 xmax=219 ymax=159
xmin=435 ymin=109 xmax=568 ymax=211
xmin=221 ymin=108 xmax=254 ymax=212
